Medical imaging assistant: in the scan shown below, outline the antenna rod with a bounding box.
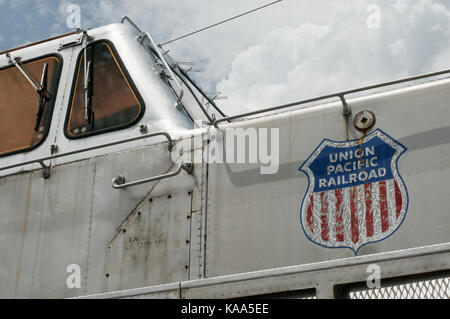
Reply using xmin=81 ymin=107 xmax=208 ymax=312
xmin=160 ymin=0 xmax=283 ymax=46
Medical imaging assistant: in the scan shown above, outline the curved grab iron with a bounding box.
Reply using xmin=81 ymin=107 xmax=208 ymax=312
xmin=112 ymin=163 xmax=193 ymax=189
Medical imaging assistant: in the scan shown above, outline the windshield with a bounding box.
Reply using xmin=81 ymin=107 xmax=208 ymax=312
xmin=65 ymin=41 xmax=144 ymax=138
xmin=0 ymin=56 xmax=61 ymax=157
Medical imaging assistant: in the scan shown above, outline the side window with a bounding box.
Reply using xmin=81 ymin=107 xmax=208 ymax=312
xmin=65 ymin=41 xmax=144 ymax=138
xmin=0 ymin=55 xmax=61 ymax=157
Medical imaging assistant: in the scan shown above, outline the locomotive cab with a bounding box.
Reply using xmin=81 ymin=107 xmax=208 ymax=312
xmin=0 ymin=21 xmax=218 ymax=178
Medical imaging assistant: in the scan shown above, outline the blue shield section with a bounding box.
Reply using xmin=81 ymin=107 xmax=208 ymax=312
xmin=308 ymin=136 xmax=396 ymax=192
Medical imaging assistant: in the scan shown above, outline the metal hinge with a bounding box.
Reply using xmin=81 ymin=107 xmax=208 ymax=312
xmin=58 ymin=30 xmax=94 ymax=51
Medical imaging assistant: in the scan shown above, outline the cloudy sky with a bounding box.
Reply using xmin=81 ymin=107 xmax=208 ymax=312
xmin=0 ymin=0 xmax=449 ymax=115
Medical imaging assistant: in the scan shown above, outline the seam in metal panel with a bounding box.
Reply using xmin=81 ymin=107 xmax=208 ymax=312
xmin=13 ymin=173 xmax=33 ymax=298
xmin=84 ymin=159 xmax=97 ymax=294
xmin=202 ymin=132 xmax=210 ymax=278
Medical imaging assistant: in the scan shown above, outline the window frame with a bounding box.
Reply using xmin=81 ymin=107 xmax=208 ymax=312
xmin=63 ymin=39 xmax=146 ymax=140
xmin=0 ymin=53 xmax=63 ymax=158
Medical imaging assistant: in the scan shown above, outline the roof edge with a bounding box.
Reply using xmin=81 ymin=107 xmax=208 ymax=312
xmin=0 ymin=30 xmax=78 ymax=56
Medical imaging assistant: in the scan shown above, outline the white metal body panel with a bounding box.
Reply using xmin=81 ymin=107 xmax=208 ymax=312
xmin=204 ymin=77 xmax=450 ymax=278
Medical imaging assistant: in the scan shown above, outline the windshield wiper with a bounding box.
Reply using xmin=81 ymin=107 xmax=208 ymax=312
xmin=6 ymin=53 xmax=41 ymax=93
xmin=84 ymin=45 xmax=94 ymax=128
xmin=35 ymin=62 xmax=49 ymax=131
xmin=6 ymin=53 xmax=51 ymax=131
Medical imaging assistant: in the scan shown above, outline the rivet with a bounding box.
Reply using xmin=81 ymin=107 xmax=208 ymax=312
xmin=50 ymin=144 xmax=58 ymax=154
xmin=139 ymin=123 xmax=148 ymax=134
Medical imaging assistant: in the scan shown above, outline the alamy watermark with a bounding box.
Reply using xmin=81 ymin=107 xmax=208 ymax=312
xmin=366 ymin=263 xmax=381 ymax=289
xmin=367 ymin=4 xmax=381 ymax=29
xmin=66 ymin=264 xmax=81 ymax=289
xmin=66 ymin=4 xmax=81 ymax=29
xmin=172 ymin=121 xmax=280 ymax=175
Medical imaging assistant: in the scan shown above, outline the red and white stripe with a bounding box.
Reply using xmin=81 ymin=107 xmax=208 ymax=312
xmin=305 ymin=179 xmax=404 ymax=246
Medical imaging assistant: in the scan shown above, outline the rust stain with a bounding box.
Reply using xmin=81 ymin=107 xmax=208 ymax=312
xmin=106 ymin=162 xmax=176 ymax=247
xmin=84 ymin=159 xmax=97 ymax=294
xmin=29 ymin=183 xmax=47 ymax=297
xmin=358 ymin=130 xmax=367 ymax=169
xmin=344 ymin=112 xmax=351 ymax=141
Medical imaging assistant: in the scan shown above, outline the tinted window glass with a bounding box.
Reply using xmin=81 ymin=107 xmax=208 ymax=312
xmin=0 ymin=56 xmax=60 ymax=156
xmin=66 ymin=41 xmax=143 ymax=137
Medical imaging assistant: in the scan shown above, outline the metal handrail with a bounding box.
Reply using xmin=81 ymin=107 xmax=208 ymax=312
xmin=173 ymin=66 xmax=214 ymax=123
xmin=121 ymin=16 xmax=220 ymax=123
xmin=211 ymin=68 xmax=450 ymax=127
xmin=120 ymin=16 xmax=143 ymax=33
xmin=112 ymin=163 xmax=193 ymax=189
xmin=177 ymin=66 xmax=227 ymax=118
xmin=0 ymin=131 xmax=175 ymax=179
xmin=137 ymin=32 xmax=185 ymax=110
xmin=121 ymin=17 xmax=184 ymax=110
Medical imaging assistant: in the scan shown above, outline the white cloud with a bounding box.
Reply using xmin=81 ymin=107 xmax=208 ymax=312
xmin=76 ymin=0 xmax=449 ymax=115
xmin=216 ymin=0 xmax=450 ymax=114
xmin=61 ymin=0 xmax=339 ymax=89
xmin=3 ymin=0 xmax=449 ymax=116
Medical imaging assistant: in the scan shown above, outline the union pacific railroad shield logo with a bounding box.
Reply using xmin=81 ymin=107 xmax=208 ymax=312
xmin=299 ymin=129 xmax=408 ymax=255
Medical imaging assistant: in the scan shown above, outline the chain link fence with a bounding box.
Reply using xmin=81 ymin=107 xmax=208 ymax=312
xmin=243 ymin=288 xmax=317 ymax=299
xmin=342 ymin=271 xmax=450 ymax=299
